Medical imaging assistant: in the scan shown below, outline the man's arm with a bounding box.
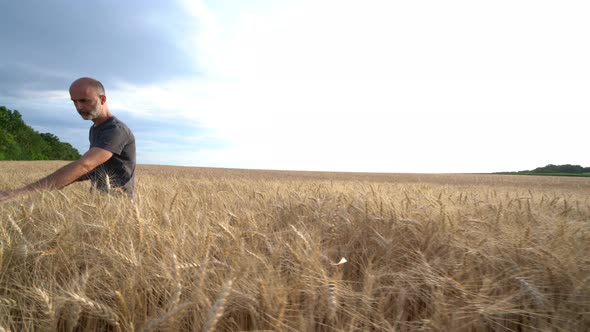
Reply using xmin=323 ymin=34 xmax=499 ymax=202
xmin=74 ymin=172 xmax=92 ymax=182
xmin=0 ymin=148 xmax=113 ymax=203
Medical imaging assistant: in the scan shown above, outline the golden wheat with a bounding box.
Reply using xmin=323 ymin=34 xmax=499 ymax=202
xmin=0 ymin=161 xmax=589 ymax=331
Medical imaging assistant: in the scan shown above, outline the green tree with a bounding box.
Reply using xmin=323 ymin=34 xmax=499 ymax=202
xmin=533 ymin=164 xmax=585 ymax=174
xmin=0 ymin=128 xmax=21 ymax=159
xmin=0 ymin=105 xmax=81 ymax=160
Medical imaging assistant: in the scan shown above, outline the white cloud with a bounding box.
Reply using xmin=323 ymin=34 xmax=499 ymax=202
xmin=65 ymin=0 xmax=590 ymax=172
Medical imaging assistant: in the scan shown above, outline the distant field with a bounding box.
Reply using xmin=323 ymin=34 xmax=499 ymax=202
xmin=1 ymin=161 xmax=589 ymax=331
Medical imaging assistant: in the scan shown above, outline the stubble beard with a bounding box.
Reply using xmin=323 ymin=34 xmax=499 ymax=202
xmin=80 ymin=101 xmax=102 ymax=120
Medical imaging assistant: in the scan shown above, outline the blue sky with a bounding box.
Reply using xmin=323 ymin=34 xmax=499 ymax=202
xmin=1 ymin=0 xmax=589 ymax=173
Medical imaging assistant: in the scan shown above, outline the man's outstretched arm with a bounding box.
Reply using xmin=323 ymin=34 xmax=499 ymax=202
xmin=0 ymin=148 xmax=113 ymax=203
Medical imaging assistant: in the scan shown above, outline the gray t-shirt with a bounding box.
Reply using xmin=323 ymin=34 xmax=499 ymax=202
xmin=88 ymin=116 xmax=136 ymax=196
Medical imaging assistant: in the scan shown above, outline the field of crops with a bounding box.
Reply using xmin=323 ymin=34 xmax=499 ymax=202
xmin=1 ymin=161 xmax=589 ymax=331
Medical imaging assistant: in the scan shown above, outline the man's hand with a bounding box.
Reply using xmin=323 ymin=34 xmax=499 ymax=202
xmin=0 ymin=188 xmax=29 ymax=204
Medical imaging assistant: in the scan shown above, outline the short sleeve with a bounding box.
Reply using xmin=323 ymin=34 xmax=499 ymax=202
xmin=94 ymin=125 xmax=129 ymax=155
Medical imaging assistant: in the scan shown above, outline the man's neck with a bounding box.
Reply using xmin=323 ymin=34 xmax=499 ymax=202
xmin=92 ymin=110 xmax=113 ymax=127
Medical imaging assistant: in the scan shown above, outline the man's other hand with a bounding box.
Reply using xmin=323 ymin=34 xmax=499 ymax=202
xmin=0 ymin=188 xmax=29 ymax=204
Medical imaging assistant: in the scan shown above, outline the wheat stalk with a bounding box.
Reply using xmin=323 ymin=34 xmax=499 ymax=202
xmin=0 ymin=298 xmax=16 ymax=307
xmin=202 ymin=279 xmax=234 ymax=332
xmin=326 ymin=281 xmax=338 ymax=320
xmin=35 ymin=288 xmax=55 ymax=319
xmin=67 ymin=292 xmax=120 ymax=327
xmin=169 ymin=253 xmax=182 ymax=311
xmin=140 ymin=303 xmax=192 ymax=332
xmin=105 ymin=174 xmax=112 ymax=193
xmin=515 ymin=277 xmax=546 ymax=309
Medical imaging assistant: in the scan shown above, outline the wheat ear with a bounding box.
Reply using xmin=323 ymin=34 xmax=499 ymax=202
xmin=202 ymin=279 xmax=234 ymax=332
xmin=67 ymin=292 xmax=119 ymax=328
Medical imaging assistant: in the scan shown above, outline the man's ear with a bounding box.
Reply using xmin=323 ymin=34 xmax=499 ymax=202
xmin=99 ymin=94 xmax=107 ymax=104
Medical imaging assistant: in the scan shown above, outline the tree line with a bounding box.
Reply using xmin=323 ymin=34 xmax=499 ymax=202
xmin=530 ymin=164 xmax=590 ymax=174
xmin=0 ymin=105 xmax=81 ymax=160
xmin=496 ymin=164 xmax=590 ymax=176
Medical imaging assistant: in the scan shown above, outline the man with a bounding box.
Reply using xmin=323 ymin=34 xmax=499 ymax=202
xmin=0 ymin=77 xmax=136 ymax=203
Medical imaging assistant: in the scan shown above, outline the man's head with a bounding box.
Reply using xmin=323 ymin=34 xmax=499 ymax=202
xmin=69 ymin=77 xmax=107 ymax=120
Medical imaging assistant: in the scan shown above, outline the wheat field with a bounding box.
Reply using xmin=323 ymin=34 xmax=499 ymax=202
xmin=1 ymin=161 xmax=589 ymax=331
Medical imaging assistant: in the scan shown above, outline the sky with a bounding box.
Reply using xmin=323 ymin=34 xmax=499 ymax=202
xmin=1 ymin=0 xmax=588 ymax=173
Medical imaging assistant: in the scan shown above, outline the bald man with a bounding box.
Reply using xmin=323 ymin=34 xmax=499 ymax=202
xmin=0 ymin=77 xmax=136 ymax=203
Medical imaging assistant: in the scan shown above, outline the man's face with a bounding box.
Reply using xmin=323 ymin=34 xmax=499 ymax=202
xmin=70 ymin=85 xmax=104 ymax=120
